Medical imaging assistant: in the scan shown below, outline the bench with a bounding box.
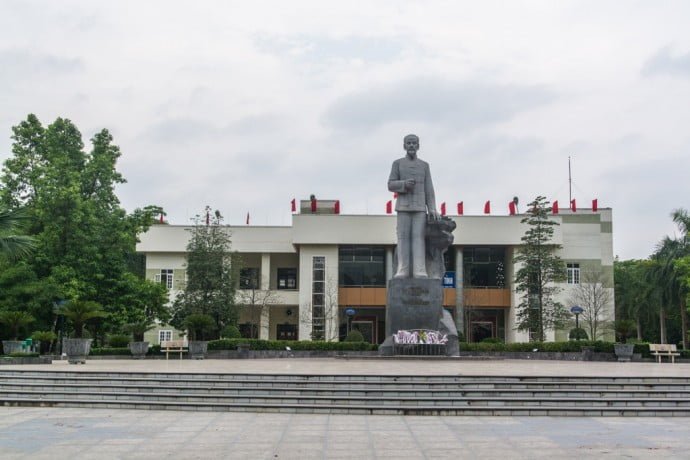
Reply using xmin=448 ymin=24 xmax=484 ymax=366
xmin=649 ymin=344 xmax=681 ymax=363
xmin=161 ymin=340 xmax=188 ymax=360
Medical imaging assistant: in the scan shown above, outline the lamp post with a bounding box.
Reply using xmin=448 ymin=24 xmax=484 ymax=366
xmin=570 ymin=305 xmax=584 ymax=339
xmin=345 ymin=308 xmax=356 ymax=333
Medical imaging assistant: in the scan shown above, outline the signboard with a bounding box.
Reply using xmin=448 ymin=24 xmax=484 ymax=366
xmin=570 ymin=306 xmax=584 ymax=314
xmin=443 ymin=271 xmax=456 ymax=288
xmin=344 ymin=308 xmax=356 ymax=317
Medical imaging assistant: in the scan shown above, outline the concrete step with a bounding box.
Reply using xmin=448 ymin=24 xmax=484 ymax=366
xmin=2 ymin=370 xmax=689 ymax=416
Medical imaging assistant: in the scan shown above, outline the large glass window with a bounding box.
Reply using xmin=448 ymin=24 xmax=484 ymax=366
xmin=338 ymin=245 xmax=386 ymax=286
xmin=463 ymin=247 xmax=506 ymax=287
xmin=312 ymin=256 xmax=326 ymax=340
xmin=155 ymin=269 xmax=174 ymax=289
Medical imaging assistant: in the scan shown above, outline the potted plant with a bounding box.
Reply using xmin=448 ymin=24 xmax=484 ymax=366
xmin=124 ymin=320 xmax=153 ymax=359
xmin=0 ymin=310 xmax=35 ymax=355
xmin=31 ymin=330 xmax=58 ymax=355
xmin=56 ymin=300 xmax=106 ymax=364
xmin=614 ymin=319 xmax=636 ymax=362
xmin=183 ymin=313 xmax=214 ymax=359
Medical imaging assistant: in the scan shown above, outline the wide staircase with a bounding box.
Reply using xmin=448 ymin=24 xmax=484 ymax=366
xmin=1 ymin=370 xmax=689 ymax=416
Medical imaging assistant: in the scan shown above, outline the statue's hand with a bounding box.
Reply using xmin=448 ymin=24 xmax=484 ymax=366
xmin=429 ymin=210 xmax=441 ymax=221
xmin=404 ymin=179 xmax=415 ymax=190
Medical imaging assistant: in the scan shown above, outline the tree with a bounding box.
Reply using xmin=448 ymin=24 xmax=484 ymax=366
xmin=0 ymin=310 xmax=35 ymax=340
xmin=171 ymin=207 xmax=239 ymax=338
xmin=567 ymin=269 xmax=613 ymax=340
xmin=513 ymin=196 xmax=567 ymax=341
xmin=236 ymin=268 xmax=279 ymax=339
xmin=57 ymin=300 xmax=106 ymax=338
xmin=1 ymin=114 xmax=165 ymax=335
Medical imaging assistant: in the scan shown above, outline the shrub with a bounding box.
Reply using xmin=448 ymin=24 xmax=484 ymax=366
xmin=183 ymin=314 xmax=215 ymax=340
xmin=207 ymin=339 xmax=377 ymax=351
xmin=31 ymin=330 xmax=57 ymax=353
xmin=108 ymin=334 xmax=130 ymax=348
xmin=221 ymin=325 xmax=242 ymax=339
xmin=481 ymin=337 xmax=504 ymax=344
xmin=344 ymin=330 xmax=365 ymax=342
xmin=90 ymin=347 xmax=131 ymax=356
xmin=568 ymin=328 xmax=589 ymax=340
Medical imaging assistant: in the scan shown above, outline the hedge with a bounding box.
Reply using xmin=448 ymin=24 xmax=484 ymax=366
xmin=207 ymin=339 xmax=377 ymax=351
xmin=458 ymin=341 xmax=652 ymax=357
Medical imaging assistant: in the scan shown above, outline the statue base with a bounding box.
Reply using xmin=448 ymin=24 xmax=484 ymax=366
xmin=378 ymin=277 xmax=459 ymax=356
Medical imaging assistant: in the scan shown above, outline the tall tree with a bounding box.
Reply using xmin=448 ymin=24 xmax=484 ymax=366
xmin=0 ymin=114 xmax=166 ymax=335
xmin=513 ymin=196 xmax=567 ymax=341
xmin=171 ymin=207 xmax=240 ymax=338
xmin=567 ymin=269 xmax=613 ymax=340
xmin=0 ymin=206 xmax=35 ymax=260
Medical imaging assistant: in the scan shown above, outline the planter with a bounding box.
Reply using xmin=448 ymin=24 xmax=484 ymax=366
xmin=2 ymin=340 xmax=25 ymax=355
xmin=614 ymin=343 xmax=635 ymax=362
xmin=188 ymin=341 xmax=208 ymax=360
xmin=128 ymin=341 xmax=149 ymax=359
xmin=63 ymin=338 xmax=93 ymax=364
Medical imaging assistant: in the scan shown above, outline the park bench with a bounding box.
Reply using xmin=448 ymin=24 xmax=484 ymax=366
xmin=649 ymin=344 xmax=681 ymax=363
xmin=161 ymin=340 xmax=188 ymax=360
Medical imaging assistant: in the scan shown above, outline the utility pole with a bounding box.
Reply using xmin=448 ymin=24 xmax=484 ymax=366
xmin=568 ymin=156 xmax=572 ymax=204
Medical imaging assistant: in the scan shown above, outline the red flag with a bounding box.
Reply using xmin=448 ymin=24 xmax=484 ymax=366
xmin=552 ymin=200 xmax=559 ymax=214
xmin=570 ymin=199 xmax=576 ymax=212
xmin=386 ymin=200 xmax=392 ymax=214
xmin=440 ymin=202 xmax=446 ymax=216
xmin=159 ymin=213 xmax=164 ymax=223
xmin=291 ymin=198 xmax=296 ymax=212
xmin=310 ymin=198 xmax=317 ymax=213
xmin=484 ymin=201 xmax=491 ymax=214
xmin=334 ymin=200 xmax=340 ymax=214
xmin=246 ymin=213 xmax=250 ymax=225
xmin=508 ymin=201 xmax=516 ymax=215
xmin=457 ymin=202 xmax=464 ymax=215
xmin=592 ymin=199 xmax=598 ymax=212
xmin=393 ymin=192 xmax=398 ymax=199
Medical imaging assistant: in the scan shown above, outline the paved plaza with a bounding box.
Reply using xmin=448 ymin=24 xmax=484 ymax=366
xmin=1 ymin=358 xmax=690 ymax=459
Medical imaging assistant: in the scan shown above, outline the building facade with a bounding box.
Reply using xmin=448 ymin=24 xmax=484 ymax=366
xmin=136 ymin=202 xmax=615 ymax=344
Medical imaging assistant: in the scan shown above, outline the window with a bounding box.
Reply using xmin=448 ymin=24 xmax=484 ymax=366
xmin=158 ymin=330 xmax=172 ymax=344
xmin=463 ymin=247 xmax=506 ymax=287
xmin=155 ymin=269 xmax=174 ymax=289
xmin=240 ymin=268 xmax=260 ymax=289
xmin=567 ymin=263 xmax=580 ymax=284
xmin=277 ymin=268 xmax=297 ymax=290
xmin=338 ymin=245 xmax=386 ymax=286
xmin=312 ymin=256 xmax=326 ymax=340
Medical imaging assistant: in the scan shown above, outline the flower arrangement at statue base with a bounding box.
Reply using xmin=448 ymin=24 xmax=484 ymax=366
xmin=393 ymin=329 xmax=448 ymax=345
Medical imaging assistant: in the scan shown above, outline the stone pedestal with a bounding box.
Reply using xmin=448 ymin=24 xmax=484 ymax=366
xmin=379 ymin=278 xmax=458 ymax=356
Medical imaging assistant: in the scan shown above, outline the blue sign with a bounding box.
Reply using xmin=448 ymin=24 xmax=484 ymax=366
xmin=443 ymin=271 xmax=456 ymax=288
xmin=570 ymin=306 xmax=584 ymax=314
xmin=344 ymin=308 xmax=356 ymax=316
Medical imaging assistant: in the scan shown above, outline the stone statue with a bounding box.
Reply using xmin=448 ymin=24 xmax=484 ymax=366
xmin=388 ymin=134 xmax=441 ymax=278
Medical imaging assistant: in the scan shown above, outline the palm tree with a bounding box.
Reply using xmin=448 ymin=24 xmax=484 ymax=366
xmin=0 ymin=206 xmax=35 ymax=260
xmin=0 ymin=310 xmax=35 ymax=340
xmin=56 ymin=300 xmax=106 ymax=338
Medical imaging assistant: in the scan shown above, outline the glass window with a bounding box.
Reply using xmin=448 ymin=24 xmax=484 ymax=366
xmin=156 ymin=269 xmax=174 ymax=289
xmin=338 ymin=245 xmax=386 ymax=287
xmin=277 ymin=268 xmax=297 ymax=290
xmin=158 ymin=330 xmax=172 ymax=344
xmin=567 ymin=263 xmax=580 ymax=284
xmin=240 ymin=268 xmax=260 ymax=289
xmin=463 ymin=247 xmax=506 ymax=288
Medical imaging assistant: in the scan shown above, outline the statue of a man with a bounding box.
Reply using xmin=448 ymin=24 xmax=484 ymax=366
xmin=388 ymin=134 xmax=440 ymax=278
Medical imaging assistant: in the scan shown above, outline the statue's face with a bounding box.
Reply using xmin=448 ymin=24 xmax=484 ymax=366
xmin=404 ymin=136 xmax=419 ymax=157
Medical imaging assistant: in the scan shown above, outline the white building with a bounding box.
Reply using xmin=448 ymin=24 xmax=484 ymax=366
xmin=136 ymin=200 xmax=614 ymax=344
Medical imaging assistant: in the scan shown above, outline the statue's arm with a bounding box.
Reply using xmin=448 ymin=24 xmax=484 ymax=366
xmin=388 ymin=160 xmax=407 ymax=193
xmin=425 ymin=163 xmax=440 ymax=217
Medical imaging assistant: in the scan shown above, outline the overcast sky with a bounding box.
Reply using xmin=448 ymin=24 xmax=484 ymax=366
xmin=1 ymin=1 xmax=689 ymax=260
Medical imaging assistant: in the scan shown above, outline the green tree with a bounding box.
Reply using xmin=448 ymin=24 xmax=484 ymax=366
xmin=0 ymin=114 xmax=165 ymax=335
xmin=171 ymin=207 xmax=240 ymax=338
xmin=56 ymin=300 xmax=106 ymax=338
xmin=513 ymin=196 xmax=567 ymax=341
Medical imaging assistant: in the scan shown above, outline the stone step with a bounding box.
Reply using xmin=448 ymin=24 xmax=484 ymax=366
xmin=2 ymin=397 xmax=689 ymax=416
xmin=2 ymin=382 xmax=688 ymax=399
xmin=2 ymin=389 xmax=689 ymax=408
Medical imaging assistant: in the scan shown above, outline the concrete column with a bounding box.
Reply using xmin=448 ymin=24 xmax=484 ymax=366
xmin=455 ymin=247 xmax=464 ymax=339
xmin=259 ymin=305 xmax=270 ymax=340
xmin=385 ymin=247 xmax=394 ymax=281
xmin=260 ymin=253 xmax=271 ymax=290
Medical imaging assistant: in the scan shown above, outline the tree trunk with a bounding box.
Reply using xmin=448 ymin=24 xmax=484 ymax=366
xmin=660 ymin=307 xmax=667 ymax=344
xmin=681 ymin=300 xmax=688 ymax=350
xmin=636 ymin=318 xmax=642 ymax=341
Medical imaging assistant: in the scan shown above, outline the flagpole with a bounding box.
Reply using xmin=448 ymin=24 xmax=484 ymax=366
xmin=568 ymin=156 xmax=572 ymax=204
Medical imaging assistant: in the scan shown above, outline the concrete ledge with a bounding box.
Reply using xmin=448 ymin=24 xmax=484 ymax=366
xmin=0 ymin=356 xmax=52 ymax=365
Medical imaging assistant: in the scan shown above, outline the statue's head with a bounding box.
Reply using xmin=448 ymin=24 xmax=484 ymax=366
xmin=403 ymin=134 xmax=419 ymax=158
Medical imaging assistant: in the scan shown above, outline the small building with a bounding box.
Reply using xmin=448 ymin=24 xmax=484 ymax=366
xmin=136 ymin=200 xmax=614 ymax=344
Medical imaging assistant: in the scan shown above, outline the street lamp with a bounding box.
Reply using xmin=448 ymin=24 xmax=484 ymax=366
xmin=570 ymin=305 xmax=584 ymax=338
